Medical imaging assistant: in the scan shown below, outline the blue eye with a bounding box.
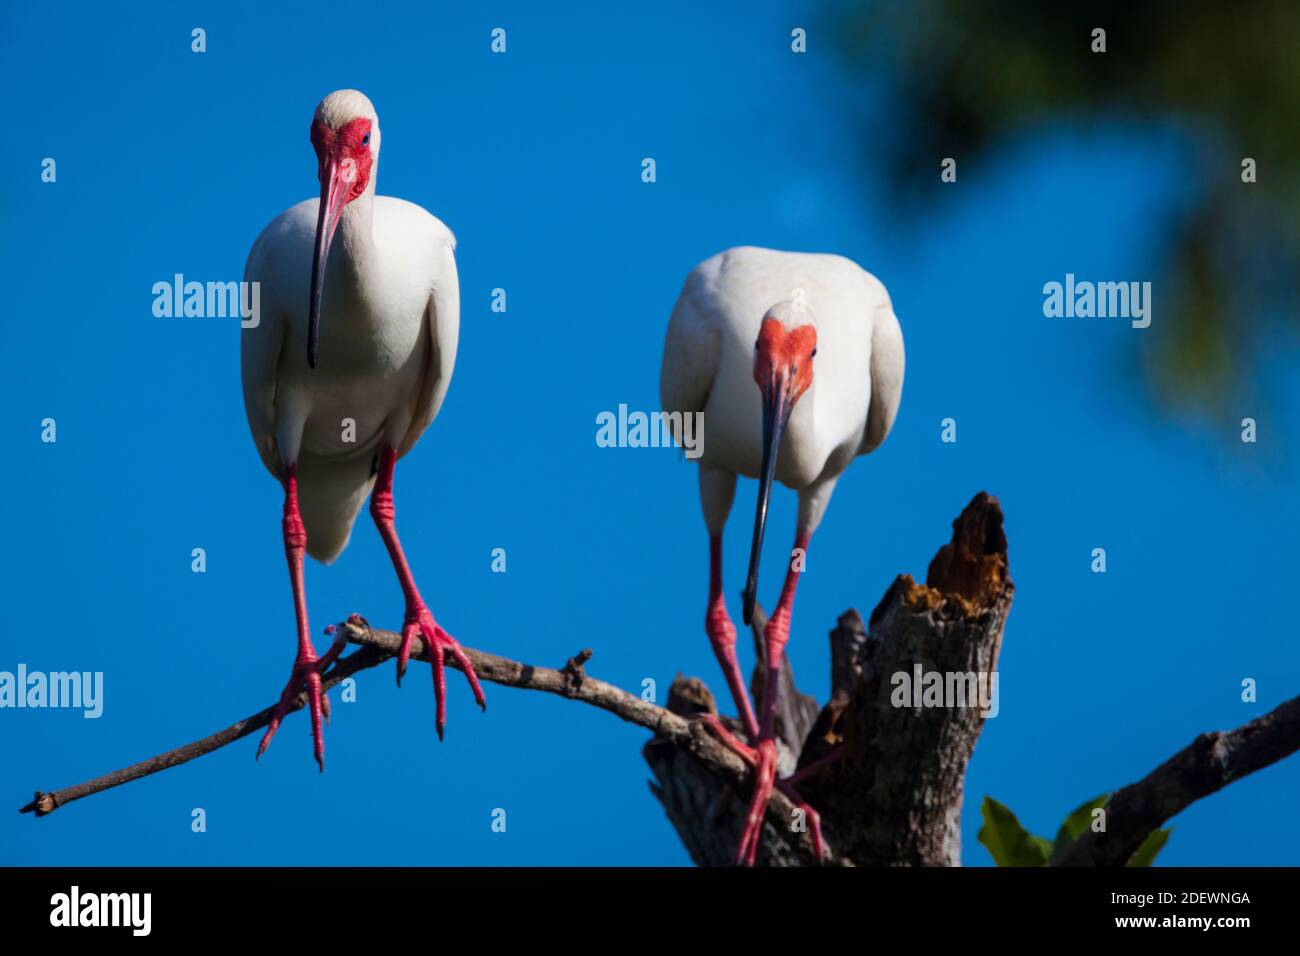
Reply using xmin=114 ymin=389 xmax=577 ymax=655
xmin=361 ymin=132 xmax=370 ymax=146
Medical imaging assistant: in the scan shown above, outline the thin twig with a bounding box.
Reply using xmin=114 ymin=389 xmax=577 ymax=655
xmin=17 ymin=639 xmax=384 ymax=817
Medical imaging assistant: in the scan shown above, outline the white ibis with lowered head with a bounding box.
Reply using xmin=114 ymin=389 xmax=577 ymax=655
xmin=660 ymin=246 xmax=905 ymax=864
xmin=241 ymin=89 xmax=485 ymax=770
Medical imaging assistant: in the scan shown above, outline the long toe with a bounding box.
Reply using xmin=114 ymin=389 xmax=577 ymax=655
xmin=400 ymin=604 xmax=487 ymax=739
xmin=255 ymin=674 xmax=300 ymax=759
xmin=427 ymin=628 xmax=447 ymax=741
xmin=442 ymin=632 xmax=487 ymax=711
xmin=256 ymin=657 xmax=325 ymax=767
xmin=695 ymin=714 xmax=757 ymax=765
xmin=396 ymin=621 xmax=420 ymax=687
xmin=306 ymin=670 xmax=325 ymax=771
xmin=256 ymin=717 xmax=281 ymax=760
xmin=736 ymin=741 xmax=778 ymax=867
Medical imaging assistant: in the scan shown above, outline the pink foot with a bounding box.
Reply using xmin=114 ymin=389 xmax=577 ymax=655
xmin=735 ymin=739 xmax=778 ymax=866
xmin=256 ymin=628 xmax=347 ymax=770
xmin=257 ymin=650 xmax=326 ymax=771
xmin=396 ymin=602 xmax=486 ymax=740
xmin=696 ymin=715 xmax=827 ymax=865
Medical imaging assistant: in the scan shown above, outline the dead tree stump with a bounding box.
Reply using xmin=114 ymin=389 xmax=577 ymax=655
xmin=644 ymin=491 xmax=1013 ymax=866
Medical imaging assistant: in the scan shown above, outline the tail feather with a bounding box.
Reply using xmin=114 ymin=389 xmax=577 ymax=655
xmin=296 ymin=452 xmax=377 ymax=564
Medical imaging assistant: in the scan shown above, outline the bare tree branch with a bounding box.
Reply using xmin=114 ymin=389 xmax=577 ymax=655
xmin=1055 ymin=693 xmax=1300 ymax=866
xmin=18 ymin=619 xmax=819 ymax=861
xmin=18 ymin=641 xmax=387 ymax=817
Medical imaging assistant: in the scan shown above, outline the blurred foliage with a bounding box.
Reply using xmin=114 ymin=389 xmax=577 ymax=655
xmin=828 ymin=1 xmax=1300 ymax=414
xmin=979 ymin=794 xmax=1171 ymax=866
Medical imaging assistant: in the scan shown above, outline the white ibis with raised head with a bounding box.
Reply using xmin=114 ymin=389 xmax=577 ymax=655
xmin=660 ymin=246 xmax=905 ymax=864
xmin=241 ymin=89 xmax=484 ymax=770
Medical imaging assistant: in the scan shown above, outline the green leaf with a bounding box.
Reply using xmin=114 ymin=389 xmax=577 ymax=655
xmin=1050 ymin=793 xmax=1110 ymax=863
xmin=1031 ymin=835 xmax=1055 ymax=861
xmin=978 ymin=796 xmax=1050 ymax=867
xmin=1127 ymin=829 xmax=1172 ymax=867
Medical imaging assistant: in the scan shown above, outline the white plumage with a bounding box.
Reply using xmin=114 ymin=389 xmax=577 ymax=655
xmin=661 ymin=245 xmax=904 ymax=539
xmin=659 ymin=245 xmax=904 ymax=865
xmin=241 ymin=97 xmax=459 ymax=563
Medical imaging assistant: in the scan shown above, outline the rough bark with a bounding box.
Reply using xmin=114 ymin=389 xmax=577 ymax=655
xmin=644 ymin=491 xmax=1013 ymax=866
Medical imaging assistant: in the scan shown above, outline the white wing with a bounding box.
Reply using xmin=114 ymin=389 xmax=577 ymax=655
xmin=396 ymin=233 xmax=459 ymax=458
xmin=860 ymin=303 xmax=904 ymax=456
xmin=660 ymin=265 xmax=723 ymax=423
xmin=240 ymin=218 xmax=292 ymax=478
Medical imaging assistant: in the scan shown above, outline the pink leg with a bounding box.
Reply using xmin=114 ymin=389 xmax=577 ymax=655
xmin=706 ymin=535 xmax=760 ymax=740
xmin=257 ymin=466 xmax=328 ymax=770
xmin=371 ymin=447 xmax=485 ymax=740
xmin=758 ymin=531 xmax=809 ymax=739
xmin=732 ymin=531 xmax=813 ymax=865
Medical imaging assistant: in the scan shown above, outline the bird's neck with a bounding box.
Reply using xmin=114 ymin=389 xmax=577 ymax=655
xmin=336 ymin=186 xmax=377 ymax=275
xmin=786 ymin=378 xmax=821 ymax=454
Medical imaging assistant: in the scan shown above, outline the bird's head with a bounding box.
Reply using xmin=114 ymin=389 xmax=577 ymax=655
xmin=306 ymin=89 xmax=380 ymax=369
xmin=752 ymin=302 xmax=818 ymax=408
xmin=742 ymin=302 xmax=818 ymax=625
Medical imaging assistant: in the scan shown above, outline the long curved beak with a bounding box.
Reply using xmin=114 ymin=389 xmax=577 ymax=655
xmin=307 ymin=156 xmax=350 ymax=369
xmin=742 ymin=371 xmax=793 ymax=626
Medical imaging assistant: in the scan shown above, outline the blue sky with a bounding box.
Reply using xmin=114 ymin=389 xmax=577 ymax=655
xmin=2 ymin=1 xmax=1298 ymax=866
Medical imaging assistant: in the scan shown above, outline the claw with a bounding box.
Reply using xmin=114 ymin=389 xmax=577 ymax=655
xmin=256 ymin=653 xmax=326 ymax=770
xmin=393 ymin=604 xmax=487 ymax=740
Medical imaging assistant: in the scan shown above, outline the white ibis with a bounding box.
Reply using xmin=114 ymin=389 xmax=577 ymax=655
xmin=241 ymin=89 xmax=484 ymax=770
xmin=660 ymin=246 xmax=905 ymax=864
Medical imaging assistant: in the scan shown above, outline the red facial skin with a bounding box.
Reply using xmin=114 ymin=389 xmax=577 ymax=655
xmin=310 ymin=117 xmax=373 ymax=201
xmin=303 ymin=116 xmax=375 ymax=368
xmin=753 ymin=317 xmax=817 ymax=401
